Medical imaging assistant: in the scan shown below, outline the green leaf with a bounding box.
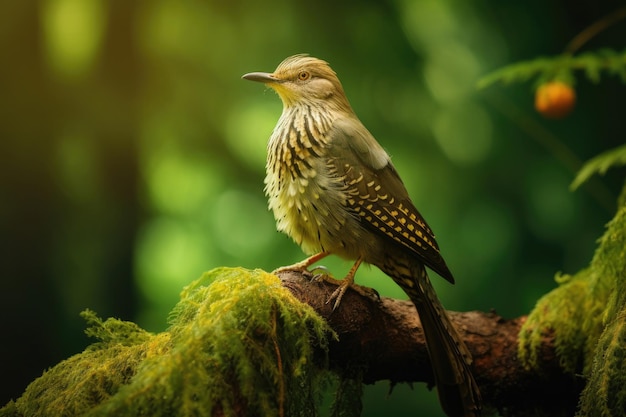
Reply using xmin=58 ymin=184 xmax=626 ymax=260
xmin=477 ymin=57 xmax=554 ymax=89
xmin=478 ymin=48 xmax=626 ymax=89
xmin=570 ymin=144 xmax=626 ymax=190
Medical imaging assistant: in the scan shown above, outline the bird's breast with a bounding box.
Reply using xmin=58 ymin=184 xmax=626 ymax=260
xmin=264 ymin=110 xmax=364 ymax=257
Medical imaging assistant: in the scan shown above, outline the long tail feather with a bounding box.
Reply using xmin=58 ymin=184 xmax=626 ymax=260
xmin=381 ymin=259 xmax=482 ymax=417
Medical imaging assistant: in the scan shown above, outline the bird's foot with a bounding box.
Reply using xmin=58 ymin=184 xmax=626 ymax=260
xmin=273 ymin=254 xmax=379 ymax=311
xmin=325 ymin=277 xmax=380 ymax=311
xmin=323 ymin=258 xmax=379 ymax=310
xmin=272 ymin=252 xmax=331 ymax=277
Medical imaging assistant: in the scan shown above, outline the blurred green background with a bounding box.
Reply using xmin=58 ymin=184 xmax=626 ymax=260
xmin=1 ymin=0 xmax=624 ymax=415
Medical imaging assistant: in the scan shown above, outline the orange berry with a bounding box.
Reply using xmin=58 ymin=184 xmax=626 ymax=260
xmin=534 ymin=81 xmax=576 ymax=119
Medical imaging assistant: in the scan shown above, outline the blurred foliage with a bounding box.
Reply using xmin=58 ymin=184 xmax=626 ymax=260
xmin=2 ymin=268 xmax=334 ymax=417
xmin=479 ymin=7 xmax=626 ymax=89
xmin=477 ymin=48 xmax=626 ymax=89
xmin=1 ymin=0 xmax=625 ymax=416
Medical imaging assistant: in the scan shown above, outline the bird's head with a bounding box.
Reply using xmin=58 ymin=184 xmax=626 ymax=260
xmin=242 ymin=54 xmax=352 ymax=111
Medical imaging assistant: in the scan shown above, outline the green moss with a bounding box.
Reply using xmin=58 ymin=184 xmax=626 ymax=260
xmin=2 ymin=267 xmax=336 ymax=417
xmin=576 ymin=191 xmax=626 ymax=417
xmin=579 ymin=316 xmax=626 ymax=417
xmin=518 ymin=267 xmax=608 ymax=375
xmin=328 ymin=374 xmax=363 ymax=417
xmin=519 ymin=181 xmax=626 ymax=417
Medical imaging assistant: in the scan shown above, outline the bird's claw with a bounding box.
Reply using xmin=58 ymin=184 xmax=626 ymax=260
xmin=324 ymin=279 xmax=380 ymax=311
xmin=310 ymin=265 xmax=332 ymax=281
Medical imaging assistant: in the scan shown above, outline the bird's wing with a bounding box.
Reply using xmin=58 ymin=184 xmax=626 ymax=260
xmin=326 ymin=117 xmax=454 ymax=283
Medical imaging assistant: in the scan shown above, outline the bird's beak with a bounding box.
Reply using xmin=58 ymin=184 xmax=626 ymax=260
xmin=241 ymin=72 xmax=282 ymax=84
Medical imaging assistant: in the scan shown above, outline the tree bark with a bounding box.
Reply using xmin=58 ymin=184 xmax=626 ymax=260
xmin=279 ymin=270 xmax=585 ymax=417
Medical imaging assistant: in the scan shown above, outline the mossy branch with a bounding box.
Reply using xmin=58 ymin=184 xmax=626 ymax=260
xmin=3 ymin=161 xmax=626 ymax=417
xmin=1 ymin=268 xmax=336 ymax=417
xmin=279 ymin=270 xmax=583 ymax=417
xmin=1 ymin=266 xmax=584 ymax=417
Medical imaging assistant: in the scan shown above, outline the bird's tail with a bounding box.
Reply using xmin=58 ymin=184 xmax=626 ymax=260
xmin=382 ymin=260 xmax=482 ymax=417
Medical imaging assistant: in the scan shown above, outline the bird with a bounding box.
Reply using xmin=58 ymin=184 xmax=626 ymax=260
xmin=242 ymin=54 xmax=481 ymax=417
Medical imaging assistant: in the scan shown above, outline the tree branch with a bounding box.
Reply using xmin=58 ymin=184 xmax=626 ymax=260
xmin=279 ymin=270 xmax=585 ymax=417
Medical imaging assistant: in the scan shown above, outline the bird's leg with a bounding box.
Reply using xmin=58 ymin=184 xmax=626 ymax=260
xmin=326 ymin=258 xmax=380 ymax=310
xmin=272 ymin=251 xmax=331 ymax=276
xmin=274 ymin=253 xmax=379 ymax=310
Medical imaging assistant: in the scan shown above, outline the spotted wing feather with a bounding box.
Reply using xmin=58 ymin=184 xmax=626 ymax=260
xmin=327 ymin=117 xmax=454 ymax=283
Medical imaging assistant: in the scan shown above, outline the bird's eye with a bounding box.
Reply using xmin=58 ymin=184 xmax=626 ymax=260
xmin=298 ymin=71 xmax=310 ymax=81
